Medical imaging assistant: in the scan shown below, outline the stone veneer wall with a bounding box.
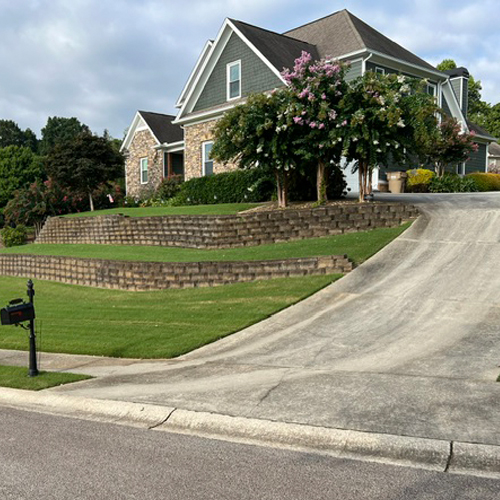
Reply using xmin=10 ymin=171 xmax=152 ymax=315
xmin=0 ymin=254 xmax=352 ymax=291
xmin=125 ymin=129 xmax=164 ymax=198
xmin=183 ymin=119 xmax=238 ymax=180
xmin=36 ymin=203 xmax=419 ymax=249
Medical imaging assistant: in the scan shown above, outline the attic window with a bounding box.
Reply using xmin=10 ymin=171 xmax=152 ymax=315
xmin=227 ymin=61 xmax=241 ymax=100
xmin=375 ymin=67 xmax=385 ymax=75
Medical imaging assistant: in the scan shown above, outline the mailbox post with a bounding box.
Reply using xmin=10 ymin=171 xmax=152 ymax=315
xmin=27 ymin=280 xmax=38 ymax=377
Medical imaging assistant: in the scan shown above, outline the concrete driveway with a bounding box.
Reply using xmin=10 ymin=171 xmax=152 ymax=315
xmin=49 ymin=193 xmax=500 ymax=445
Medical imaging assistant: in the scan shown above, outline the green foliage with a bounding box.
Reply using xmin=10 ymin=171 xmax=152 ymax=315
xmin=0 ymin=120 xmax=38 ymax=151
xmin=466 ymin=172 xmax=500 ymax=191
xmin=405 ymin=168 xmax=435 ymax=192
xmin=429 ymin=173 xmax=478 ymax=193
xmin=423 ymin=117 xmax=479 ymax=177
xmin=39 ymin=116 xmax=91 ymax=155
xmin=172 ymin=169 xmax=274 ymax=206
xmin=155 ymin=175 xmax=184 ymax=200
xmin=46 ymin=132 xmax=125 ymax=210
xmin=0 ymin=146 xmax=45 ymax=206
xmin=1 ymin=224 xmax=27 ymax=247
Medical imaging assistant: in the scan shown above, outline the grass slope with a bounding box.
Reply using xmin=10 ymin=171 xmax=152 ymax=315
xmin=0 ymin=274 xmax=341 ymax=359
xmin=0 ymin=223 xmax=411 ymax=266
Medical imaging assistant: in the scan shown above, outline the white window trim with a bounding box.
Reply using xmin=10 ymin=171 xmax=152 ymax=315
xmin=426 ymin=82 xmax=437 ymax=97
xmin=227 ymin=60 xmax=241 ymax=101
xmin=375 ymin=66 xmax=386 ymax=75
xmin=202 ymin=141 xmax=214 ymax=176
xmin=140 ymin=157 xmax=148 ymax=184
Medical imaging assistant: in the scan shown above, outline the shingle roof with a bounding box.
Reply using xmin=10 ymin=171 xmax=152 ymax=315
xmin=230 ymin=19 xmax=319 ymax=73
xmin=285 ymin=9 xmax=437 ymax=72
xmin=467 ymin=120 xmax=496 ymax=141
xmin=489 ymin=142 xmax=500 ymax=156
xmin=139 ymin=111 xmax=183 ymax=144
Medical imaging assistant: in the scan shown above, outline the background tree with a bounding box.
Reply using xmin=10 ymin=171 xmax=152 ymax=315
xmin=212 ymin=90 xmax=303 ymax=207
xmin=45 ymin=132 xmax=124 ymax=211
xmin=0 ymin=119 xmax=38 ymax=151
xmin=282 ymin=52 xmax=348 ymax=203
xmin=0 ymin=146 xmax=44 ymax=207
xmin=423 ymin=116 xmax=478 ymax=177
xmin=39 ymin=116 xmax=90 ymax=155
xmin=339 ymin=72 xmax=438 ymax=201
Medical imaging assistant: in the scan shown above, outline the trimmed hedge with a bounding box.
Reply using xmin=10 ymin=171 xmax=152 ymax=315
xmin=429 ymin=173 xmax=478 ymax=193
xmin=172 ymin=169 xmax=275 ymax=206
xmin=467 ymin=172 xmax=500 ymax=192
xmin=1 ymin=225 xmax=27 ymax=247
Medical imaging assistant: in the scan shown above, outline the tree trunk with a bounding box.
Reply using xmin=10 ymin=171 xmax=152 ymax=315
xmin=275 ymin=170 xmax=289 ymax=208
xmin=88 ymin=191 xmax=95 ymax=212
xmin=358 ymin=160 xmax=374 ymax=202
xmin=316 ymin=160 xmax=327 ymax=204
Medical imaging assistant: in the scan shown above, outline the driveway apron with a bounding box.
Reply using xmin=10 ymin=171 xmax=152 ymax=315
xmin=51 ymin=193 xmax=500 ymax=446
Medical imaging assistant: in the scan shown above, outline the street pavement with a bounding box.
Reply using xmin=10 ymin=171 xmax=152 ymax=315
xmin=1 ymin=192 xmax=500 ymax=476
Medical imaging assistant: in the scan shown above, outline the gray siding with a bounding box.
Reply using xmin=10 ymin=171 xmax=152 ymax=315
xmin=344 ymin=59 xmax=362 ymax=82
xmin=450 ymin=77 xmax=468 ymax=117
xmin=193 ymin=33 xmax=283 ymax=112
xmin=442 ymin=95 xmax=452 ymax=116
xmin=465 ymin=142 xmax=487 ymax=174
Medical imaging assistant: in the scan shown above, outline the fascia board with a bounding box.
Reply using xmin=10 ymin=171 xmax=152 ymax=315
xmin=176 ymin=40 xmax=214 ymax=109
xmin=120 ymin=111 xmax=161 ymax=152
xmin=177 ymin=19 xmax=233 ymax=120
xmin=367 ymin=50 xmax=448 ymax=80
xmin=441 ymin=81 xmax=469 ymax=132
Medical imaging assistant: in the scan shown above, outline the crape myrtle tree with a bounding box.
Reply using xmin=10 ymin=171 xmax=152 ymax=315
xmin=339 ymin=72 xmax=439 ymax=201
xmin=281 ymin=52 xmax=349 ymax=204
xmin=211 ymin=90 xmax=303 ymax=208
xmin=45 ymin=132 xmax=124 ymax=211
xmin=423 ymin=116 xmax=478 ymax=178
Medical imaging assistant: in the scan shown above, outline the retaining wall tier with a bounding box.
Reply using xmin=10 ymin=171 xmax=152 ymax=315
xmin=36 ymin=203 xmax=419 ymax=248
xmin=0 ymin=254 xmax=352 ymax=291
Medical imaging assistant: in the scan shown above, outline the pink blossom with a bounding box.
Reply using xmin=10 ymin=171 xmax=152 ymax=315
xmin=318 ymin=123 xmax=325 ymax=130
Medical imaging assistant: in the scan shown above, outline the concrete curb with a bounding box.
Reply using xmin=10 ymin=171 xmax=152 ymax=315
xmin=1 ymin=389 xmax=499 ymax=478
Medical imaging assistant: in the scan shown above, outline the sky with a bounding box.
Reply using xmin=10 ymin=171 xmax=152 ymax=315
xmin=1 ymin=0 xmax=499 ymax=140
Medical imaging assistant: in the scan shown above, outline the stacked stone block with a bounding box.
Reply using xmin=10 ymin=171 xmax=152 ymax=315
xmin=0 ymin=254 xmax=352 ymax=291
xmin=36 ymin=203 xmax=419 ymax=248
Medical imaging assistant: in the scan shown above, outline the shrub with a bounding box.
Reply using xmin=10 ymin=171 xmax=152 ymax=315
xmin=92 ymin=180 xmax=126 ymax=210
xmin=1 ymin=224 xmax=27 ymax=247
xmin=466 ymin=172 xmax=500 ymax=192
xmin=429 ymin=173 xmax=478 ymax=193
xmin=405 ymin=168 xmax=435 ymax=193
xmin=155 ymin=175 xmax=184 ymax=200
xmin=171 ymin=169 xmax=275 ymax=206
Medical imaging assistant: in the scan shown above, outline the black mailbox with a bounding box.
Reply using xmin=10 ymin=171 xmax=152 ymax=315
xmin=1 ymin=302 xmax=35 ymax=325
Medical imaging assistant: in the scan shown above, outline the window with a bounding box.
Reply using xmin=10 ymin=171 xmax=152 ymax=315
xmin=426 ymin=83 xmax=437 ymax=97
xmin=202 ymin=141 xmax=214 ymax=176
xmin=140 ymin=157 xmax=148 ymax=184
xmin=375 ymin=67 xmax=386 ymax=75
xmin=227 ymin=61 xmax=241 ymax=100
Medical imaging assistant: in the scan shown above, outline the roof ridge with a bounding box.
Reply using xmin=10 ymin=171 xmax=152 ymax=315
xmin=283 ymin=9 xmax=346 ymax=34
xmin=343 ymin=11 xmax=365 ymax=50
xmin=229 ymin=18 xmax=317 ymax=49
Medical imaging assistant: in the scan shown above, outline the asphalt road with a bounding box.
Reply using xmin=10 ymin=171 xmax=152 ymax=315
xmin=51 ymin=193 xmax=500 ymax=446
xmin=1 ymin=407 xmax=499 ymax=500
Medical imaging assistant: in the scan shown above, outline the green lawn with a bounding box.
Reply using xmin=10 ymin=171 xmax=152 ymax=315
xmin=63 ymin=203 xmax=264 ymax=218
xmin=0 ymin=223 xmax=411 ymax=266
xmin=0 ymin=365 xmax=91 ymax=390
xmin=0 ymin=274 xmax=341 ymax=359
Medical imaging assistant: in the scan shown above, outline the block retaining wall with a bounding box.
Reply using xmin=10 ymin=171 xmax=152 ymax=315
xmin=36 ymin=203 xmax=419 ymax=248
xmin=0 ymin=254 xmax=353 ymax=291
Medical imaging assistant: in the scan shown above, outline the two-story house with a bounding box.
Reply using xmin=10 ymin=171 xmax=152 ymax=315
xmin=121 ymin=9 xmax=494 ymax=197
